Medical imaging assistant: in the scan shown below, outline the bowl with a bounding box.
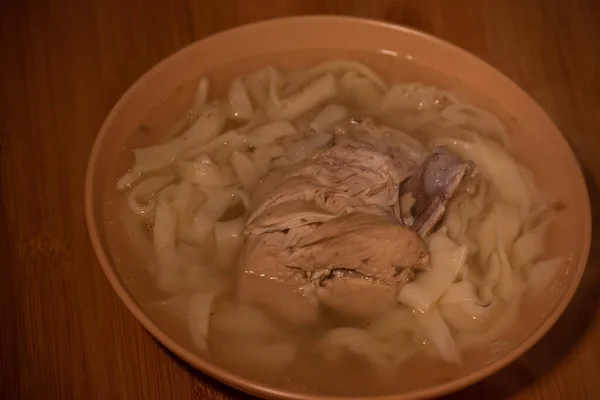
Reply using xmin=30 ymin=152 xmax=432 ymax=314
xmin=85 ymin=16 xmax=591 ymax=400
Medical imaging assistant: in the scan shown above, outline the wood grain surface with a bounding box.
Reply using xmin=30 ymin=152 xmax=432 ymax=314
xmin=1 ymin=1 xmax=599 ymax=399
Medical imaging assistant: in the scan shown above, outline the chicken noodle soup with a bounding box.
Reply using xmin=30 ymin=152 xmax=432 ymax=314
xmin=114 ymin=58 xmax=561 ymax=393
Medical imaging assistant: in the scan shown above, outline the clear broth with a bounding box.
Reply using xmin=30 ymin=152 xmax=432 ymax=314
xmin=103 ymin=49 xmax=569 ymax=397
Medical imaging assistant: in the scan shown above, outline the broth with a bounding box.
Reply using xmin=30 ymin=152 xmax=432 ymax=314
xmin=103 ymin=50 xmax=568 ymax=397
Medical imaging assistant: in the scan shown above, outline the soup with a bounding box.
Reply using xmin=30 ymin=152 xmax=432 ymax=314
xmin=107 ymin=54 xmax=563 ymax=396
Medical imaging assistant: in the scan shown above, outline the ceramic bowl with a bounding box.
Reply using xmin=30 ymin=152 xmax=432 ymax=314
xmin=85 ymin=16 xmax=591 ymax=400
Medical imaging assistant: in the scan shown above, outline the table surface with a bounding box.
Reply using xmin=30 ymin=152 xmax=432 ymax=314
xmin=1 ymin=1 xmax=600 ymax=399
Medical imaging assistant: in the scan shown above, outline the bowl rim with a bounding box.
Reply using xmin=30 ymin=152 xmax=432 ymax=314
xmin=84 ymin=15 xmax=592 ymax=400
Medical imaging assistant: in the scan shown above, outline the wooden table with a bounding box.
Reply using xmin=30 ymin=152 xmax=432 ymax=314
xmin=1 ymin=1 xmax=599 ymax=399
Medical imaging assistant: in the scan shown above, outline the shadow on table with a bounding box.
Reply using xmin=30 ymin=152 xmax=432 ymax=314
xmin=445 ymin=166 xmax=600 ymax=399
xmin=168 ymin=167 xmax=599 ymax=400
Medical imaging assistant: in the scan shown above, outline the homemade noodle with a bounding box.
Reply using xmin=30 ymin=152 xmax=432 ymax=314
xmin=115 ymin=59 xmax=560 ymax=378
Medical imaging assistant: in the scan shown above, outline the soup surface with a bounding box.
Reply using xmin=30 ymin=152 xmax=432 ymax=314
xmin=105 ymin=51 xmax=565 ymax=396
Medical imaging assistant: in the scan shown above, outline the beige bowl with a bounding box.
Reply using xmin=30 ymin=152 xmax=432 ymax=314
xmin=85 ymin=16 xmax=591 ymax=400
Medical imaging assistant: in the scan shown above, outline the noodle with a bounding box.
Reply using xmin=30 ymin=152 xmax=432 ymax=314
xmin=192 ymin=76 xmax=210 ymax=112
xmin=114 ymin=59 xmax=557 ymax=377
xmin=227 ymin=77 xmax=253 ymax=121
xmin=268 ymin=73 xmax=337 ymax=120
xmin=397 ymin=230 xmax=469 ymax=313
xmin=230 ymin=152 xmax=260 ymax=191
xmin=127 ymin=175 xmax=176 ymax=216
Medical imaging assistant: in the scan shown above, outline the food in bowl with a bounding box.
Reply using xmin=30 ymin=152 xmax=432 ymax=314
xmin=112 ymin=58 xmax=565 ymax=395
